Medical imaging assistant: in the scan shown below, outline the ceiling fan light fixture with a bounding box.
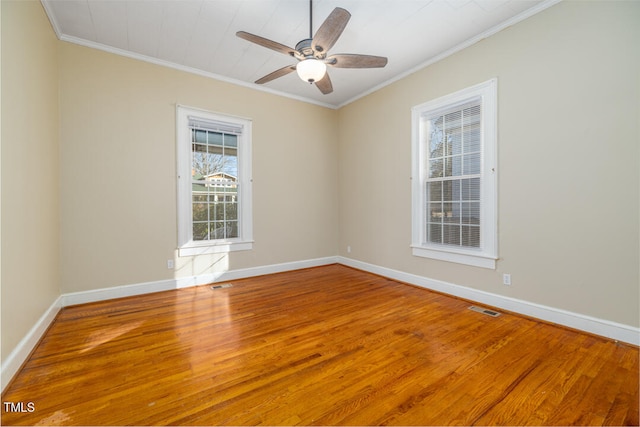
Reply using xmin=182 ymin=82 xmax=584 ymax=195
xmin=296 ymin=58 xmax=326 ymax=83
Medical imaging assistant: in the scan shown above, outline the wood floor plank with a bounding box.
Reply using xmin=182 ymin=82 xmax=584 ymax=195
xmin=1 ymin=264 xmax=638 ymax=426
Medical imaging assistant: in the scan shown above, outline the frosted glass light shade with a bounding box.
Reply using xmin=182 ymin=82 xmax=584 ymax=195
xmin=296 ymin=59 xmax=327 ymax=83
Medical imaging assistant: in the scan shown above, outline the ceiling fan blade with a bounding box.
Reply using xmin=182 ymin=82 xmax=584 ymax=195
xmin=315 ymin=72 xmax=333 ymax=94
xmin=326 ymin=54 xmax=388 ymax=69
xmin=236 ymin=31 xmax=297 ymax=57
xmin=255 ymin=65 xmax=297 ymax=84
xmin=311 ymin=7 xmax=351 ymax=54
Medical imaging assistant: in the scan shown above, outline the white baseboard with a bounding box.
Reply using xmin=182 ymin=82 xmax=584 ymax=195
xmin=337 ymin=256 xmax=640 ymax=346
xmin=62 ymin=278 xmax=179 ymax=306
xmin=1 ymin=296 xmax=63 ymax=392
xmin=175 ymin=256 xmax=339 ymax=288
xmin=63 ymin=257 xmax=339 ymax=304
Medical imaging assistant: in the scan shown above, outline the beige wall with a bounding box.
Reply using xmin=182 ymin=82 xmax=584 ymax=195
xmin=58 ymin=43 xmax=339 ymax=293
xmin=1 ymin=0 xmax=61 ymax=361
xmin=338 ymin=0 xmax=640 ymax=327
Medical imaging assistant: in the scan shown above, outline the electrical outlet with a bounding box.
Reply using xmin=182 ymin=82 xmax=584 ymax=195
xmin=347 ymin=246 xmax=351 ymax=254
xmin=167 ymin=259 xmax=175 ymax=269
xmin=503 ymin=273 xmax=511 ymax=286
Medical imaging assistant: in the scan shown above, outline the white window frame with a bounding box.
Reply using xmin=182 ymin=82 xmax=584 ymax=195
xmin=411 ymin=79 xmax=498 ymax=269
xmin=176 ymin=105 xmax=253 ymax=257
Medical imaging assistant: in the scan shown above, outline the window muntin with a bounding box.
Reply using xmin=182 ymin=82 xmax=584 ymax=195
xmin=411 ymin=79 xmax=497 ymax=269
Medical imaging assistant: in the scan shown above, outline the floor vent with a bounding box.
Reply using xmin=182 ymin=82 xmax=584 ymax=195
xmin=210 ymin=283 xmax=233 ymax=290
xmin=468 ymin=305 xmax=501 ymax=317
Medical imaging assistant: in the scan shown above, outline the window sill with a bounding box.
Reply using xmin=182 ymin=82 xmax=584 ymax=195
xmin=178 ymin=240 xmax=254 ymax=257
xmin=411 ymin=245 xmax=496 ymax=269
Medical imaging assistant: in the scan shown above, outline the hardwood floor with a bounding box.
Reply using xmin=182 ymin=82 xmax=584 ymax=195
xmin=2 ymin=264 xmax=638 ymax=426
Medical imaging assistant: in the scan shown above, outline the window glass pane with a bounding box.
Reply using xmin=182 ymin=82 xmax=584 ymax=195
xmin=451 ymin=180 xmax=461 ymax=201
xmin=211 ymin=222 xmax=226 ymax=240
xmin=429 ymin=159 xmax=443 ymax=178
xmin=461 ymin=178 xmax=480 ymax=201
xmin=428 ymin=202 xmax=443 ymax=223
xmin=443 ymin=202 xmax=456 ymax=223
xmin=225 ymin=134 xmax=238 ymax=148
xmin=462 ymin=202 xmax=480 ymax=225
xmin=193 ymin=223 xmax=208 ymax=241
xmin=208 ymin=131 xmax=223 ymax=145
xmin=440 ymin=181 xmax=453 ymax=202
xmin=429 ymin=117 xmax=444 ymax=156
xmin=461 ymin=225 xmax=480 ymax=248
xmin=449 ymin=155 xmax=462 ymax=177
xmin=225 ymin=202 xmax=238 ymax=221
xmin=212 ymin=201 xmax=221 ymax=222
xmin=428 ymin=181 xmax=442 ymax=202
xmin=463 ymin=153 xmax=481 ymax=175
xmin=450 ymin=133 xmax=462 ymax=155
xmin=463 ymin=127 xmax=480 ymax=153
xmin=222 ymin=153 xmax=238 ymax=177
xmin=193 ymin=129 xmax=205 ymax=144
xmin=443 ymin=224 xmax=460 ymax=245
xmin=193 ymin=202 xmax=208 ymax=222
xmin=428 ymin=222 xmax=442 ymax=244
xmin=227 ymin=221 xmax=239 ymax=238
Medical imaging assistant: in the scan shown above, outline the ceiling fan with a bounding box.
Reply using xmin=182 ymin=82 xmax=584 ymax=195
xmin=236 ymin=1 xmax=388 ymax=95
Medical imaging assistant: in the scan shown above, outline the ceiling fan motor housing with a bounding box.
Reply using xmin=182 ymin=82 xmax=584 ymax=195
xmin=295 ymin=39 xmax=324 ymax=59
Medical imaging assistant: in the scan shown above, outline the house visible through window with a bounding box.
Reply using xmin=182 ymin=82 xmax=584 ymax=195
xmin=177 ymin=106 xmax=253 ymax=256
xmin=411 ymin=79 xmax=497 ymax=269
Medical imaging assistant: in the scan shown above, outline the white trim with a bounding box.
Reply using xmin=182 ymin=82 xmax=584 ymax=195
xmin=61 ymin=279 xmax=178 ymax=307
xmin=1 ymin=296 xmax=63 ymax=393
xmin=337 ymin=256 xmax=640 ymax=346
xmin=202 ymin=256 xmax=340 ymax=284
xmin=173 ymin=256 xmax=339 ymax=288
xmin=178 ymin=241 xmax=254 ymax=257
xmin=411 ymin=246 xmax=496 ymax=269
xmin=63 ymin=256 xmax=338 ymax=306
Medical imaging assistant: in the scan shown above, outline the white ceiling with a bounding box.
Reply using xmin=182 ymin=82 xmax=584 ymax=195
xmin=41 ymin=0 xmax=558 ymax=108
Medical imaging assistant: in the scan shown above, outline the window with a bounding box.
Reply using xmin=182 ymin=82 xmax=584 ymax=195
xmin=177 ymin=106 xmax=253 ymax=256
xmin=411 ymin=79 xmax=497 ymax=269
